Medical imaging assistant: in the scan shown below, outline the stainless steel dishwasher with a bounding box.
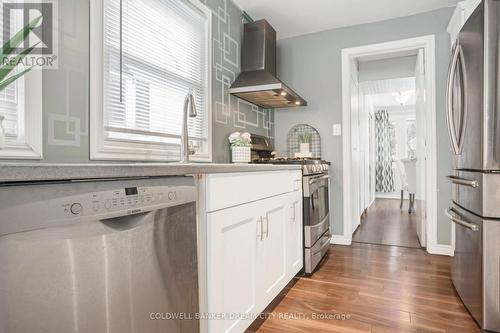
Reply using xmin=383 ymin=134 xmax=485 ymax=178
xmin=0 ymin=176 xmax=199 ymax=333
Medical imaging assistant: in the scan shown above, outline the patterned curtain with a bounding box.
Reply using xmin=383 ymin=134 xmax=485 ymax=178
xmin=375 ymin=110 xmax=395 ymax=192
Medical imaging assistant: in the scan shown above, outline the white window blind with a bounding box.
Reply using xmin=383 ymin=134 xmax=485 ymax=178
xmin=0 ymin=83 xmax=20 ymax=138
xmin=102 ymin=0 xmax=210 ymax=158
xmin=0 ymin=4 xmax=25 ymax=147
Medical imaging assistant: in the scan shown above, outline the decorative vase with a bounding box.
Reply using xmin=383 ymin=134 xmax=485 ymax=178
xmin=300 ymin=143 xmax=310 ymax=153
xmin=231 ymin=146 xmax=251 ymax=163
xmin=0 ymin=115 xmax=5 ymax=149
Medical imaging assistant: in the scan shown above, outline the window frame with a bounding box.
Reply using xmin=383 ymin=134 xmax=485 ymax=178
xmin=90 ymin=0 xmax=212 ymax=162
xmin=0 ymin=70 xmax=43 ymax=160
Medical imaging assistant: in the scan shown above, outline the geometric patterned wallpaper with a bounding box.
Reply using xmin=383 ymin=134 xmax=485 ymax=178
xmin=203 ymin=0 xmax=274 ymax=131
xmin=46 ymin=0 xmax=89 ymax=149
xmin=202 ymin=0 xmax=274 ymax=162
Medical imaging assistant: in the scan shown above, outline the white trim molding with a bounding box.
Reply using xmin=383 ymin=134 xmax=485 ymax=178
xmin=427 ymin=244 xmax=455 ymax=256
xmin=331 ymin=235 xmax=352 ymax=246
xmin=0 ymin=70 xmax=43 ymax=160
xmin=340 ymin=35 xmax=447 ymax=256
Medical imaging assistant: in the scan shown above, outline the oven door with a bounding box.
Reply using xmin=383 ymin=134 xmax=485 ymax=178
xmin=303 ymin=174 xmax=330 ymax=247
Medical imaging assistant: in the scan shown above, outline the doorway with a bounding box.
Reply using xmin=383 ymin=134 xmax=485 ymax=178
xmin=339 ymin=36 xmax=438 ymax=252
xmin=353 ymin=74 xmax=422 ymax=248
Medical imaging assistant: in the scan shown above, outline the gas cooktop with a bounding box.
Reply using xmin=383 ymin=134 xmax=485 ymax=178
xmin=252 ymin=157 xmax=330 ymax=176
xmin=252 ymin=157 xmax=330 ymax=165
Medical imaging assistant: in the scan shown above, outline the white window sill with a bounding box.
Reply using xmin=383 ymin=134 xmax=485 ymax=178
xmin=0 ymin=144 xmax=42 ymax=159
xmin=91 ymin=141 xmax=212 ymax=163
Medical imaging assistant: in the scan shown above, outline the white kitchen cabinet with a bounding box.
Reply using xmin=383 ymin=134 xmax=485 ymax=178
xmin=199 ymin=170 xmax=303 ymax=333
xmin=205 ymin=200 xmax=260 ymax=333
xmin=256 ymin=194 xmax=288 ymax=307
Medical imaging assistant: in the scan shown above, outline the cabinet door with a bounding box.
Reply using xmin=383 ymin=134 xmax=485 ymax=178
xmin=206 ymin=202 xmax=260 ymax=333
xmin=257 ymin=194 xmax=288 ymax=307
xmin=287 ymin=190 xmax=303 ymax=278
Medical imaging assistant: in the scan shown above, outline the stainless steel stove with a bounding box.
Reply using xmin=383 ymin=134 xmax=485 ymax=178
xmin=253 ymin=157 xmax=329 ymax=175
xmin=251 ymin=135 xmax=331 ymax=274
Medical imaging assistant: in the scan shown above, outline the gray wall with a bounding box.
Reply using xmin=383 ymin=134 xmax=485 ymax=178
xmin=274 ymin=8 xmax=454 ymax=245
xmin=358 ymin=55 xmax=418 ymax=82
xmin=17 ymin=0 xmax=272 ymax=164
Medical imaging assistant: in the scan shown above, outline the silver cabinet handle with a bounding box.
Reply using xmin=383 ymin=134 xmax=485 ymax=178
xmin=290 ymin=204 xmax=296 ymax=222
xmin=446 ymin=175 xmax=479 ymax=188
xmin=445 ymin=207 xmax=479 ymax=232
xmin=257 ymin=217 xmax=264 ymax=241
xmin=263 ymin=216 xmax=269 ymax=239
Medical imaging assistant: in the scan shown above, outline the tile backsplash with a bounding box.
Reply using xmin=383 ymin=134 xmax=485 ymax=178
xmin=13 ymin=0 xmax=273 ymax=164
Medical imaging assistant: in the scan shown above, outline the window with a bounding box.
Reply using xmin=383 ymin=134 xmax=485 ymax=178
xmin=0 ymin=4 xmax=42 ymax=160
xmin=91 ymin=0 xmax=212 ymax=161
xmin=0 ymin=81 xmax=22 ymax=141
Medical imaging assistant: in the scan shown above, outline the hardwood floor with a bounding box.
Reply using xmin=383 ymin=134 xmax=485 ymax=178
xmin=353 ymin=198 xmax=421 ymax=248
xmin=255 ymin=243 xmax=480 ymax=333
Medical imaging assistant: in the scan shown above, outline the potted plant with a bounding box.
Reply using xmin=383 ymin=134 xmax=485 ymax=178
xmin=228 ymin=132 xmax=252 ymax=163
xmin=298 ymin=133 xmax=312 ymax=153
xmin=0 ymin=16 xmax=42 ymax=149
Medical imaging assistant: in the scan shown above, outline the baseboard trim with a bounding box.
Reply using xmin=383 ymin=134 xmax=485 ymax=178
xmin=427 ymin=244 xmax=454 ymax=256
xmin=331 ymin=235 xmax=352 ymax=246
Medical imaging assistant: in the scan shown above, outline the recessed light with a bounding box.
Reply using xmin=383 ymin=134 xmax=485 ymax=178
xmin=280 ymin=91 xmax=287 ymax=96
xmin=294 ymin=101 xmax=301 ymax=105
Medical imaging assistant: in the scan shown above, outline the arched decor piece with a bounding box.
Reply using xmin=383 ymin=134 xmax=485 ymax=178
xmin=286 ymin=124 xmax=321 ymax=158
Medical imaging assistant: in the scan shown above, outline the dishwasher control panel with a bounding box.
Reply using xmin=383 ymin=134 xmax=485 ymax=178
xmin=60 ymin=185 xmax=184 ymax=217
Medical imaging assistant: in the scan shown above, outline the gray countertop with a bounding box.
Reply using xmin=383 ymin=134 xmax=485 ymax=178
xmin=0 ymin=163 xmax=301 ymax=183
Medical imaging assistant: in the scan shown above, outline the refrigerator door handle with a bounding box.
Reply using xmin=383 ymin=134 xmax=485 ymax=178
xmin=446 ymin=43 xmax=467 ymax=155
xmin=445 ymin=207 xmax=479 ymax=231
xmin=457 ymin=45 xmax=468 ymax=153
xmin=446 ymin=175 xmax=479 ymax=188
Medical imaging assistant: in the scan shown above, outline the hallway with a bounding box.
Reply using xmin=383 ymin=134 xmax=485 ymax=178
xmin=352 ymin=198 xmax=421 ymax=248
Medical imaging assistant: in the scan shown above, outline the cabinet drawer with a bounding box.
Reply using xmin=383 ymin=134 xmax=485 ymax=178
xmin=205 ymin=171 xmax=302 ymax=212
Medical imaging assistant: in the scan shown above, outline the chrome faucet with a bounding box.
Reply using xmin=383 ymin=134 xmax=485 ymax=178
xmin=180 ymin=93 xmax=198 ymax=163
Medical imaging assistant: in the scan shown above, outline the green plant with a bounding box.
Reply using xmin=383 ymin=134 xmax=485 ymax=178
xmin=228 ymin=132 xmax=251 ymax=147
xmin=298 ymin=132 xmax=312 ymax=144
xmin=0 ymin=16 xmax=42 ymax=91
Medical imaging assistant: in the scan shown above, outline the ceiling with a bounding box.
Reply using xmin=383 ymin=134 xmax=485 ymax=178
xmin=361 ymin=77 xmax=416 ymax=109
xmin=233 ymin=0 xmax=459 ymax=39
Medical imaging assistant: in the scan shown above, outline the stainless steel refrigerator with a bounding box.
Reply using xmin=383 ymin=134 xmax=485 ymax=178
xmin=446 ymin=1 xmax=500 ymax=332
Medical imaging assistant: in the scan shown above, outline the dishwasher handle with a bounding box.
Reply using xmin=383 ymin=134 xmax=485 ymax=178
xmin=446 ymin=175 xmax=479 ymax=188
xmin=445 ymin=207 xmax=479 ymax=232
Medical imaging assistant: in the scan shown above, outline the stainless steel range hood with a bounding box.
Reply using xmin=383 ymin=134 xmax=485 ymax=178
xmin=229 ymin=20 xmax=307 ymax=109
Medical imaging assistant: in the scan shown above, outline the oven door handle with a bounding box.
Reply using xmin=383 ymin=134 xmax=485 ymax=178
xmin=309 ymin=175 xmax=330 ymax=185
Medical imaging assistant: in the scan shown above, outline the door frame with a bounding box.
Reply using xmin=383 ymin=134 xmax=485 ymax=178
xmin=338 ymin=35 xmax=446 ymax=255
